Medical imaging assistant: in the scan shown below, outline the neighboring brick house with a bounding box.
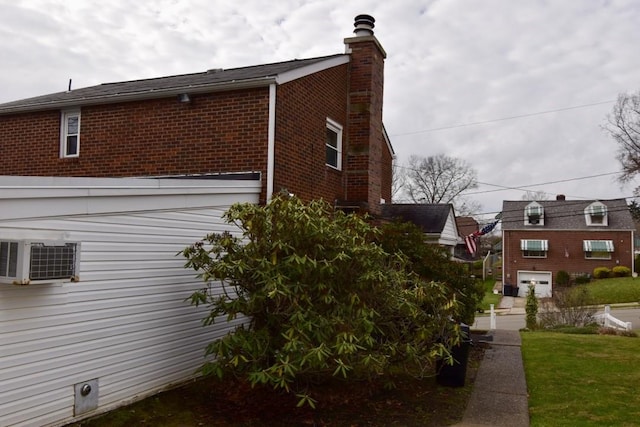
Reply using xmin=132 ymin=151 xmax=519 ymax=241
xmin=0 ymin=15 xmax=393 ymax=216
xmin=381 ymin=204 xmax=460 ymax=256
xmin=501 ymin=195 xmax=636 ymax=297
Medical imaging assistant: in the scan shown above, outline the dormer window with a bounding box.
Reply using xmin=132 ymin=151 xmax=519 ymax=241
xmin=525 ymin=202 xmax=544 ymax=226
xmin=585 ymin=202 xmax=608 ymax=226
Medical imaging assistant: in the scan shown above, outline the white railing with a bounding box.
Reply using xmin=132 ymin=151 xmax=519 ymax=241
xmin=593 ymin=305 xmax=632 ymax=331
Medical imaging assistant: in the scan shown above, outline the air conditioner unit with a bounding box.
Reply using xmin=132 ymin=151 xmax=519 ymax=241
xmin=0 ymin=240 xmax=80 ymax=285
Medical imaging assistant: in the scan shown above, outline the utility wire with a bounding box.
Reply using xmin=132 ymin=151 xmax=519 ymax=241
xmin=390 ymin=99 xmax=616 ymax=136
xmin=465 ymin=171 xmax=622 ymax=196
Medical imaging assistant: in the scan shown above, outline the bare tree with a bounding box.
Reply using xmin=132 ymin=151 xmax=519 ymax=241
xmin=604 ymin=90 xmax=640 ymax=184
xmin=391 ymin=163 xmax=409 ymax=203
xmin=520 ymin=190 xmax=550 ymax=201
xmin=404 ymin=154 xmax=480 ymax=215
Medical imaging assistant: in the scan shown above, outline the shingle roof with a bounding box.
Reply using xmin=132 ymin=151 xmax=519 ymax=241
xmin=381 ymin=204 xmax=454 ymax=233
xmin=501 ymin=198 xmax=635 ymax=230
xmin=456 ymin=216 xmax=479 ymax=237
xmin=0 ymin=54 xmax=346 ymax=114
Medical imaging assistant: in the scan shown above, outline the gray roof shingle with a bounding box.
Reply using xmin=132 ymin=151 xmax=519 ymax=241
xmin=501 ymin=198 xmax=635 ymax=230
xmin=381 ymin=204 xmax=454 ymax=234
xmin=0 ymin=54 xmax=346 ymax=114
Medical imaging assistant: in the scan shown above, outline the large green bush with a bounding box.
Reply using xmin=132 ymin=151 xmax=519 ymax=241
xmin=593 ymin=267 xmax=611 ymax=279
xmin=555 ymin=270 xmax=570 ymax=286
xmin=612 ymin=266 xmax=632 ymax=277
xmin=575 ymin=274 xmax=591 ymax=285
xmin=376 ymin=220 xmax=483 ymax=325
xmin=182 ymin=196 xmax=462 ymax=406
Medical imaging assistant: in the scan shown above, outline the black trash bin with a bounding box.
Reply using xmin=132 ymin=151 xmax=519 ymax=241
xmin=503 ymin=284 xmax=513 ymax=296
xmin=512 ymin=286 xmax=520 ymax=297
xmin=436 ymin=324 xmax=472 ymax=387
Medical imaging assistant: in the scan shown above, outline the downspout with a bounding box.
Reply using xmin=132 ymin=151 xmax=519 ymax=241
xmin=266 ymin=83 xmax=276 ymax=202
xmin=502 ymin=230 xmax=507 ymax=288
xmin=632 ymin=230 xmax=636 ymax=276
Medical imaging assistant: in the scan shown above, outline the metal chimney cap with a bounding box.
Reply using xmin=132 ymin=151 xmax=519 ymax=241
xmin=353 ymin=14 xmax=375 ymax=36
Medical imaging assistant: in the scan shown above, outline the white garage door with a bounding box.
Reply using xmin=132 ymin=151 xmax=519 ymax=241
xmin=517 ymin=271 xmax=552 ymax=298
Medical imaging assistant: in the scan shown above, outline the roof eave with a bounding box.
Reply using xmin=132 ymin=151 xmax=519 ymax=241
xmin=0 ymin=77 xmax=277 ymax=114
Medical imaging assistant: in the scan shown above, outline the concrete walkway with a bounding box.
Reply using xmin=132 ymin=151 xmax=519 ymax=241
xmin=453 ymin=329 xmax=529 ymax=427
xmin=497 ymin=295 xmax=526 ymax=314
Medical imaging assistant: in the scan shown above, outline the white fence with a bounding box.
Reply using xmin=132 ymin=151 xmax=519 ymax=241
xmin=593 ymin=305 xmax=633 ymax=331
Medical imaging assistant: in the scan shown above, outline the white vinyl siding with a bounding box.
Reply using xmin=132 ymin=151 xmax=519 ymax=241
xmin=0 ymin=176 xmax=260 ymax=427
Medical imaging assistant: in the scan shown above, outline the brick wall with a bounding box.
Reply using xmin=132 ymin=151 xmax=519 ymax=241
xmin=503 ymin=230 xmax=634 ymax=283
xmin=344 ymin=37 xmax=387 ymax=215
xmin=274 ymin=64 xmax=349 ymax=204
xmin=0 ymin=89 xmax=272 ymax=200
xmin=0 ymin=54 xmax=392 ymax=211
xmin=1 ymin=74 xmax=353 ymax=206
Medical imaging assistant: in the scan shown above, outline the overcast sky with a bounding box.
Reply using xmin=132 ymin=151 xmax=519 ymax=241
xmin=1 ymin=0 xmax=639 ymax=218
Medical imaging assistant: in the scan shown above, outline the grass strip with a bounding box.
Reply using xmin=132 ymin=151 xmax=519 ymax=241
xmin=522 ymin=332 xmax=640 ymax=426
xmin=585 ymin=277 xmax=640 ymax=305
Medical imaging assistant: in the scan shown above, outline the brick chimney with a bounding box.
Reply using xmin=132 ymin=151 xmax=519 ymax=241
xmin=343 ymin=14 xmax=387 ymax=216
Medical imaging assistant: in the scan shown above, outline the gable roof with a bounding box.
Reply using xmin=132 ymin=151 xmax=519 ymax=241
xmin=0 ymin=54 xmax=349 ymax=114
xmin=381 ymin=203 xmax=454 ymax=234
xmin=501 ymin=198 xmax=635 ymax=230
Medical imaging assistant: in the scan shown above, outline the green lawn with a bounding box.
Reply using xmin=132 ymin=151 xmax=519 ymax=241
xmin=584 ymin=276 xmax=640 ymax=305
xmin=522 ymin=332 xmax=640 ymax=427
xmin=478 ymin=278 xmax=500 ymax=311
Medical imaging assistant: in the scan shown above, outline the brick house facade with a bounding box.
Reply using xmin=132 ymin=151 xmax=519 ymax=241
xmin=0 ymin=15 xmax=393 ymax=216
xmin=501 ymin=196 xmax=635 ymax=297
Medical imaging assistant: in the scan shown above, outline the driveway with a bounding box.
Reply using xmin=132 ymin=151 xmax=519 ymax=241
xmin=472 ymin=306 xmax=640 ymax=331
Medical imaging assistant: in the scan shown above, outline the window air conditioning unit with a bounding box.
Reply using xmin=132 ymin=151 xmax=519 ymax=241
xmin=0 ymin=240 xmax=80 ymax=285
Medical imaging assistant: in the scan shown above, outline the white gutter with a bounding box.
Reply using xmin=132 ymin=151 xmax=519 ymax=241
xmin=266 ymin=83 xmax=276 ymax=202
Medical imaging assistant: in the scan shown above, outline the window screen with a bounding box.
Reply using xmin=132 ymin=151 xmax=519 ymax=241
xmin=29 ymin=243 xmax=77 ymax=280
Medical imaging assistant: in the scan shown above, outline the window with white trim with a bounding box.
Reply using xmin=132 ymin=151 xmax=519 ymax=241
xmin=325 ymin=118 xmax=343 ymax=170
xmin=61 ymin=110 xmax=80 ymax=158
xmin=583 ymin=240 xmax=614 ymax=259
xmin=584 ymin=202 xmax=608 ymax=226
xmin=521 ymin=239 xmax=548 ymax=258
xmin=524 ymin=202 xmax=544 ymax=225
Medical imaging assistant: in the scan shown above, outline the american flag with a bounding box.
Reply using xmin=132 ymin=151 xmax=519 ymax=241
xmin=465 ymin=219 xmax=499 ymax=256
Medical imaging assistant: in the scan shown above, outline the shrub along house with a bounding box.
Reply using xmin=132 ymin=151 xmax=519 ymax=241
xmin=501 ymin=195 xmax=635 ymax=298
xmin=0 ymin=15 xmax=395 ymax=427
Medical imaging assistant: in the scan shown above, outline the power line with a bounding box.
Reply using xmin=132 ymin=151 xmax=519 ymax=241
xmin=465 ymin=171 xmax=622 ymax=196
xmin=390 ymin=99 xmax=616 ymax=137
xmin=395 ymin=161 xmax=623 ymax=200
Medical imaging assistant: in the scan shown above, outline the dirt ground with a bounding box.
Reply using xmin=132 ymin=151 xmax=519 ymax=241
xmin=68 ymin=344 xmax=485 ymax=427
